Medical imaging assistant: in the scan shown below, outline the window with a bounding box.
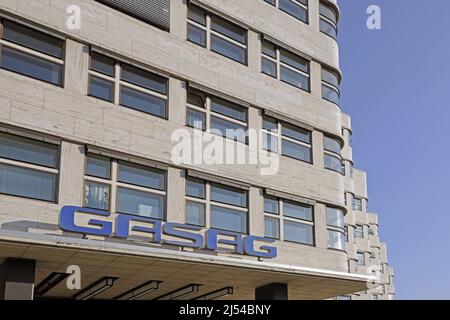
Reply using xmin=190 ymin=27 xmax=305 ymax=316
xmin=185 ymin=178 xmax=248 ymax=233
xmin=327 ymin=207 xmax=345 ymax=250
xmin=187 ymin=4 xmax=247 ymax=64
xmin=88 ymin=52 xmax=168 ymax=119
xmin=319 ymin=2 xmax=338 ymax=39
xmin=354 ymin=224 xmax=364 ymax=239
xmin=337 ymin=296 xmax=351 ymax=301
xmin=261 ymin=40 xmax=310 ymax=92
xmin=356 ymin=251 xmax=365 ymax=266
xmin=324 ymin=135 xmax=344 ymax=174
xmin=0 ymin=20 xmax=64 ymax=85
xmin=84 ymin=154 xmax=166 ymax=219
xmin=264 ymin=196 xmax=314 ymax=245
xmin=186 ymin=88 xmax=248 ymax=143
xmin=0 ymin=132 xmax=59 ymax=202
xmin=321 ymin=66 xmax=340 ymax=105
xmin=263 ymin=0 xmax=308 ymax=24
xmin=262 ymin=116 xmax=312 ymax=163
xmin=352 ymin=197 xmax=363 ymax=211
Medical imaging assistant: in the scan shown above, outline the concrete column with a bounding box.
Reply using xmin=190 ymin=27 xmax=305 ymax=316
xmin=312 ymin=131 xmax=324 ymax=170
xmin=310 ymin=60 xmax=322 ymax=99
xmin=247 ymin=30 xmax=261 ymax=72
xmin=168 ymin=78 xmax=187 ymax=127
xmin=314 ymin=203 xmax=328 ymax=249
xmin=308 ymin=0 xmax=320 ymax=33
xmin=171 ymin=0 xmax=188 ymax=40
xmin=249 ymin=187 xmax=264 ymax=237
xmin=64 ymin=39 xmax=89 ymax=95
xmin=58 ymin=141 xmax=85 ymax=206
xmin=0 ymin=258 xmax=36 ymax=300
xmin=255 ymin=283 xmax=288 ymax=300
xmin=166 ymin=167 xmax=185 ymax=223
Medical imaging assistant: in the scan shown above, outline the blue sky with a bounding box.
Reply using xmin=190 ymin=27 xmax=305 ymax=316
xmin=338 ymin=0 xmax=450 ymax=299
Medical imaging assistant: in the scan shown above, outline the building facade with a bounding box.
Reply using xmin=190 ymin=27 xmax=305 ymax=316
xmin=0 ymin=0 xmax=394 ymax=300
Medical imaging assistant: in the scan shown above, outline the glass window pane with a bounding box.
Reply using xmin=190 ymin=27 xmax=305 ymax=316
xmin=89 ymin=76 xmax=114 ymax=102
xmin=282 ymin=140 xmax=311 ymax=162
xmin=186 ymin=201 xmax=205 ymax=226
xmin=279 ymin=0 xmax=308 ymax=22
xmin=325 ymin=154 xmax=344 ymax=174
xmin=187 ymin=24 xmax=206 ymax=47
xmin=187 ymin=108 xmax=206 ymax=130
xmin=187 ymin=89 xmax=206 ymax=108
xmin=283 ymin=200 xmax=313 ymax=221
xmin=262 ymin=58 xmax=277 ymax=78
xmin=284 ymin=220 xmax=313 ymax=245
xmin=211 ymin=183 xmax=247 ymax=208
xmin=324 ymin=136 xmax=342 ymax=154
xmin=280 ymin=49 xmax=309 ymax=73
xmin=211 ymin=16 xmax=247 ymax=44
xmin=326 ymin=207 xmax=345 ymax=229
xmin=118 ymin=162 xmax=165 ymax=190
xmin=86 ymin=154 xmax=111 ymax=179
xmin=264 ymin=197 xmax=279 ymax=214
xmin=186 ymin=178 xmax=206 ymax=199
xmin=211 ymin=98 xmax=247 ymax=122
xmin=263 ymin=116 xmax=278 ymax=131
xmin=211 ymin=116 xmax=247 ymax=143
xmin=188 ymin=5 xmax=206 ymax=25
xmin=0 ymin=133 xmax=58 ymax=168
xmin=1 ymin=47 xmax=62 ymax=85
xmin=322 ymin=67 xmax=340 ymax=87
xmin=265 ymin=217 xmax=280 ymax=239
xmin=120 ymin=86 xmax=167 ymax=118
xmin=121 ymin=64 xmax=167 ymax=94
xmin=117 ymin=187 xmax=165 ymax=219
xmin=322 ymin=85 xmax=340 ymax=105
xmin=353 ymin=198 xmax=363 ymax=211
xmin=328 ymin=230 xmax=345 ymax=250
xmin=211 ymin=35 xmax=246 ymax=64
xmin=355 ymin=225 xmax=364 ymax=238
xmin=3 ymin=20 xmax=64 ymax=58
xmin=263 ymin=133 xmax=278 ymax=152
xmin=320 ymin=2 xmax=337 ymax=24
xmin=281 ymin=123 xmax=311 ymax=143
xmin=211 ymin=205 xmax=247 ymax=233
xmin=0 ymin=163 xmax=56 ymax=201
xmin=90 ymin=53 xmax=115 ymax=76
xmin=261 ymin=41 xmax=277 ymax=58
xmin=85 ymin=181 xmax=110 ymax=210
xmin=320 ymin=19 xmax=337 ymax=39
xmin=357 ymin=252 xmax=365 ymax=265
xmin=280 ymin=66 xmax=309 ymax=91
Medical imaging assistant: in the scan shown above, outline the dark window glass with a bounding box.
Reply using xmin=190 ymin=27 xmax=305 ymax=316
xmin=263 ymin=133 xmax=278 ymax=152
xmin=86 ymin=154 xmax=111 ymax=179
xmin=187 ymin=24 xmax=206 ymax=47
xmin=118 ymin=162 xmax=165 ymax=190
xmin=211 ymin=35 xmax=246 ymax=64
xmin=281 ymin=124 xmax=311 ymax=143
xmin=322 ymin=85 xmax=340 ymax=105
xmin=0 ymin=163 xmax=56 ymax=201
xmin=279 ymin=0 xmax=308 ymax=23
xmin=85 ymin=181 xmax=110 ymax=210
xmin=326 ymin=207 xmax=345 ymax=229
xmin=89 ymin=76 xmax=114 ymax=102
xmin=211 ymin=116 xmax=247 ymax=143
xmin=328 ymin=230 xmax=345 ymax=250
xmin=187 ymin=109 xmax=206 ymax=130
xmin=117 ymin=187 xmax=165 ymax=219
xmin=211 ymin=16 xmax=247 ymax=44
xmin=211 ymin=98 xmax=247 ymax=122
xmin=211 ymin=205 xmax=247 ymax=233
xmin=284 ymin=220 xmax=313 ymax=245
xmin=263 ymin=0 xmax=276 ymax=5
xmin=322 ymin=68 xmax=340 ymax=87
xmin=186 ymin=201 xmax=205 ymax=226
xmin=187 ymin=89 xmax=206 ymax=108
xmin=264 ymin=197 xmax=279 ymax=214
xmin=3 ymin=20 xmax=64 ymax=58
xmin=265 ymin=217 xmax=280 ymax=239
xmin=261 ymin=41 xmax=277 ymax=58
xmin=320 ymin=2 xmax=337 ymax=24
xmin=90 ymin=53 xmax=115 ymax=76
xmin=280 ymin=66 xmax=309 ymax=91
xmin=262 ymin=58 xmax=277 ymax=78
xmin=325 ymin=154 xmax=344 ymax=174
xmin=282 ymin=140 xmax=311 ymax=162
xmin=211 ymin=183 xmax=247 ymax=208
xmin=0 ymin=133 xmax=58 ymax=168
xmin=121 ymin=64 xmax=167 ymax=94
xmin=1 ymin=47 xmax=62 ymax=85
xmin=320 ymin=19 xmax=337 ymax=39
xmin=188 ymin=5 xmax=206 ymax=26
xmin=280 ymin=49 xmax=309 ymax=73
xmin=283 ymin=200 xmax=313 ymax=221
xmin=120 ymin=86 xmax=167 ymax=118
xmin=263 ymin=116 xmax=278 ymax=131
xmin=324 ymin=136 xmax=342 ymax=154
xmin=186 ymin=178 xmax=206 ymax=199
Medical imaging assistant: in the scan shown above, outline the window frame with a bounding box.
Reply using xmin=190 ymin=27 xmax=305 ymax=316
xmin=319 ymin=1 xmax=338 ymax=40
xmin=263 ymin=195 xmax=315 ymax=246
xmin=352 ymin=196 xmax=363 ymax=211
xmin=0 ymin=19 xmax=65 ymax=87
xmin=262 ymin=0 xmax=309 ymax=25
xmin=321 ymin=66 xmax=341 ymax=106
xmin=83 ymin=153 xmax=167 ymax=220
xmin=88 ymin=51 xmax=169 ymax=119
xmin=262 ymin=115 xmax=312 ymax=164
xmin=261 ymin=40 xmax=311 ymax=93
xmin=323 ymin=135 xmax=344 ymax=175
xmin=326 ymin=206 xmax=346 ymax=251
xmin=354 ymin=224 xmax=365 ymax=239
xmin=0 ymin=132 xmax=60 ymax=203
xmin=187 ymin=4 xmax=248 ymax=65
xmin=185 ymin=177 xmax=249 ymax=234
xmin=186 ymin=88 xmax=249 ymax=145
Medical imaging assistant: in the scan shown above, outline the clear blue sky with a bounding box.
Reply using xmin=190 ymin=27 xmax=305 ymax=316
xmin=338 ymin=0 xmax=450 ymax=299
